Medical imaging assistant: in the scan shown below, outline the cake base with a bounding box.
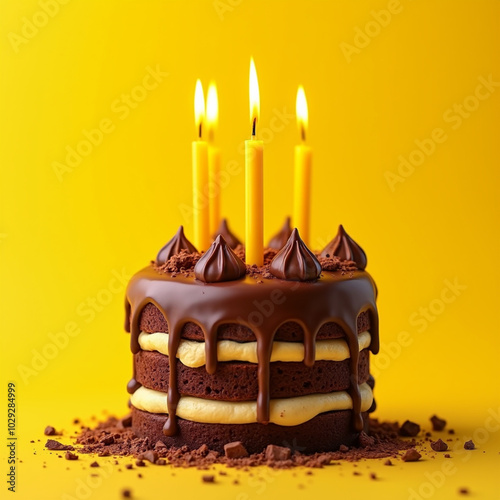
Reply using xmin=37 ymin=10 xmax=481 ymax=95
xmin=131 ymin=406 xmax=369 ymax=454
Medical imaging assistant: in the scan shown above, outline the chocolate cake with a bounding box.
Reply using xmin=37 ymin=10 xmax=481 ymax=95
xmin=125 ymin=221 xmax=379 ymax=454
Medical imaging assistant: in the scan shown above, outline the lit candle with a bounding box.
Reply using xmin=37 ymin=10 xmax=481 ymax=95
xmin=206 ymin=82 xmax=221 ymax=237
xmin=293 ymin=86 xmax=312 ymax=245
xmin=192 ymin=79 xmax=210 ymax=250
xmin=245 ymin=58 xmax=264 ymax=266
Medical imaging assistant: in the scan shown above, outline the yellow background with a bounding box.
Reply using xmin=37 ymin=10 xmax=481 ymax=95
xmin=1 ymin=0 xmax=499 ymax=498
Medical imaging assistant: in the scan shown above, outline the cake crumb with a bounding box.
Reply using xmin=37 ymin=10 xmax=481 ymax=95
xmin=464 ymin=440 xmax=475 ymax=450
xmin=202 ymin=474 xmax=215 ymax=483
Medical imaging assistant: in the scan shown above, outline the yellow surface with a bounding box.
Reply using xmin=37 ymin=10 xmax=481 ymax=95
xmin=1 ymin=0 xmax=499 ymax=498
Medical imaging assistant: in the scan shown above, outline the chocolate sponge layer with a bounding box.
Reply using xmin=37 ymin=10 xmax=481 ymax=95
xmin=134 ymin=350 xmax=370 ymax=401
xmin=131 ymin=406 xmax=369 ymax=454
xmin=138 ymin=303 xmax=371 ymax=342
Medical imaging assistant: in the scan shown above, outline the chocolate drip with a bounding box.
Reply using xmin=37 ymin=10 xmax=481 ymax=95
xmin=126 ymin=264 xmax=378 ymax=431
xmin=267 ymin=216 xmax=292 ymax=250
xmin=194 ymin=235 xmax=246 ymax=283
xmin=269 ymin=229 xmax=321 ymax=281
xmin=212 ymin=219 xmax=242 ymax=249
xmin=156 ymin=226 xmax=197 ymax=265
xmin=320 ymin=225 xmax=367 ymax=270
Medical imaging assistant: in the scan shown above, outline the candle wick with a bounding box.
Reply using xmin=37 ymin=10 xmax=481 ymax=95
xmin=252 ymin=117 xmax=257 ymax=139
xmin=198 ymin=122 xmax=202 ymax=139
xmin=301 ymin=125 xmax=306 ymax=143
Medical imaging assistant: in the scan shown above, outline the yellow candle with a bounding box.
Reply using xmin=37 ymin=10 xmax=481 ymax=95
xmin=293 ymin=86 xmax=312 ymax=246
xmin=245 ymin=58 xmax=264 ymax=266
xmin=207 ymin=82 xmax=221 ymax=237
xmin=192 ymin=79 xmax=210 ymax=250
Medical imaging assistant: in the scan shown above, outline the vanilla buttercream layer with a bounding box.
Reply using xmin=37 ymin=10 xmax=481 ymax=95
xmin=130 ymin=383 xmax=373 ymax=426
xmin=138 ymin=330 xmax=371 ymax=368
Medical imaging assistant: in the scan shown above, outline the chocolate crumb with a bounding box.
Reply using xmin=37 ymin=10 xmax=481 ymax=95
xmin=353 ymin=471 xmax=361 ymax=476
xmin=143 ymin=450 xmax=158 ymax=463
xmin=202 ymin=474 xmax=215 ymax=483
xmin=119 ymin=415 xmax=132 ymax=428
xmin=430 ymin=415 xmax=446 ymax=431
xmin=73 ymin=418 xmax=80 ymax=424
xmin=65 ymin=451 xmax=78 ymax=461
xmin=156 ymin=459 xmax=166 ymax=465
xmin=448 ymin=429 xmax=455 ymax=435
xmin=358 ymin=431 xmax=375 ymax=448
xmin=339 ymin=445 xmax=349 ymax=452
xmin=233 ymin=479 xmax=239 ymax=485
xmin=370 ymin=472 xmax=377 ymax=480
xmin=458 ymin=487 xmax=469 ymax=495
xmin=224 ymin=441 xmax=249 ymax=459
xmin=401 ymin=449 xmax=421 ymax=462
xmin=121 ymin=489 xmax=132 ymax=498
xmin=125 ymin=464 xmax=133 ymax=470
xmin=90 ymin=461 xmax=99 ymax=468
xmin=444 ymin=454 xmax=451 ymax=458
xmin=44 ymin=426 xmax=58 ymax=436
xmin=135 ymin=459 xmax=145 ymax=467
xmin=431 ymin=439 xmax=448 ymax=452
xmin=45 ymin=440 xmax=74 ymax=451
xmin=265 ymin=444 xmax=291 ymax=461
xmin=137 ymin=473 xmax=142 ymax=478
xmin=399 ymin=420 xmax=421 ymax=437
xmin=464 ymin=440 xmax=475 ymax=450
xmin=384 ymin=459 xmax=392 ymax=466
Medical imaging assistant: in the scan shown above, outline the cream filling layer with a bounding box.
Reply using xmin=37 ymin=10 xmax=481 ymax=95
xmin=138 ymin=330 xmax=371 ymax=368
xmin=131 ymin=383 xmax=373 ymax=426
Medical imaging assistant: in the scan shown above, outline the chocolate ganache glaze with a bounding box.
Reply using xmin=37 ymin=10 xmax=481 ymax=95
xmin=320 ymin=225 xmax=367 ymax=271
xmin=156 ymin=225 xmax=197 ymax=265
xmin=270 ymin=229 xmax=322 ymax=281
xmin=268 ymin=216 xmax=292 ymax=250
xmin=125 ymin=229 xmax=379 ymax=436
xmin=212 ymin=218 xmax=242 ymax=249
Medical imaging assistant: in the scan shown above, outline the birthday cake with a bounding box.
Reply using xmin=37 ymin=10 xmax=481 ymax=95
xmin=125 ymin=219 xmax=379 ymax=454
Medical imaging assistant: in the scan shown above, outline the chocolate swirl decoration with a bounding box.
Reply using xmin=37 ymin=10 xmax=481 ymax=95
xmin=320 ymin=225 xmax=367 ymax=270
xmin=267 ymin=216 xmax=292 ymax=250
xmin=156 ymin=226 xmax=197 ymax=265
xmin=194 ymin=235 xmax=247 ymax=283
xmin=270 ymin=228 xmax=322 ymax=281
xmin=212 ymin=218 xmax=242 ymax=249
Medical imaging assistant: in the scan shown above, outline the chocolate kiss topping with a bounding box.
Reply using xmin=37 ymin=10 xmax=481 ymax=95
xmin=156 ymin=226 xmax=197 ymax=265
xmin=194 ymin=235 xmax=247 ymax=283
xmin=212 ymin=218 xmax=242 ymax=249
xmin=320 ymin=225 xmax=367 ymax=270
xmin=267 ymin=216 xmax=292 ymax=250
xmin=269 ymin=228 xmax=322 ymax=281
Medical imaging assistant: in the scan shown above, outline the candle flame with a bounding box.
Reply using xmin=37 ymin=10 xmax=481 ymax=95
xmin=249 ymin=58 xmax=260 ymax=137
xmin=206 ymin=82 xmax=218 ymax=143
xmin=296 ymin=86 xmax=308 ymax=142
xmin=194 ymin=79 xmax=205 ymax=139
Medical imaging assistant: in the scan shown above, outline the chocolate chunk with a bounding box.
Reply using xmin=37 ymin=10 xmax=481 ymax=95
xmin=44 ymin=426 xmax=58 ymax=436
xmin=45 ymin=439 xmax=74 ymax=451
xmin=384 ymin=459 xmax=392 ymax=466
xmin=401 ymin=449 xmax=421 ymax=462
xmin=120 ymin=415 xmax=132 ymax=428
xmin=224 ymin=441 xmax=249 ymax=459
xmin=156 ymin=459 xmax=166 ymax=465
xmin=265 ymin=444 xmax=291 ymax=461
xmin=399 ymin=420 xmax=421 ymax=437
xmin=358 ymin=431 xmax=375 ymax=447
xmin=464 ymin=440 xmax=475 ymax=450
xmin=90 ymin=461 xmax=99 ymax=468
xmin=65 ymin=451 xmax=78 ymax=461
xmin=135 ymin=459 xmax=145 ymax=467
xmin=125 ymin=464 xmax=133 ymax=470
xmin=99 ymin=435 xmax=114 ymax=445
xmin=155 ymin=440 xmax=167 ymax=451
xmin=143 ymin=450 xmax=158 ymax=463
xmin=202 ymin=474 xmax=215 ymax=483
xmin=430 ymin=415 xmax=446 ymax=431
xmin=431 ymin=439 xmax=448 ymax=452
